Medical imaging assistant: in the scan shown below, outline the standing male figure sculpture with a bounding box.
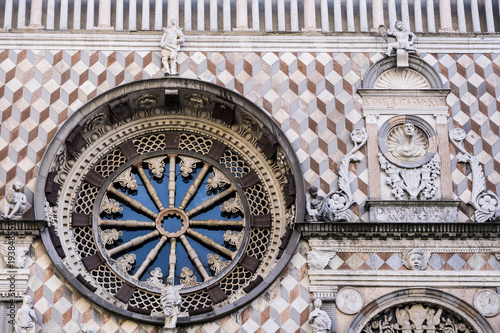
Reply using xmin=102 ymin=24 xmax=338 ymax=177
xmin=3 ymin=181 xmax=26 ymax=220
xmin=161 ymin=276 xmax=183 ymax=331
xmin=14 ymin=295 xmax=36 ymax=333
xmin=161 ymin=19 xmax=185 ymax=75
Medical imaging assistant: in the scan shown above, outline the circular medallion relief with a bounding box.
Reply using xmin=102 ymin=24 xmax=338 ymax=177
xmin=35 ymin=79 xmax=305 ymax=325
xmin=474 ymin=289 xmax=500 ymax=317
xmin=336 ymin=287 xmax=364 ymax=315
xmin=379 ymin=115 xmax=437 ymax=168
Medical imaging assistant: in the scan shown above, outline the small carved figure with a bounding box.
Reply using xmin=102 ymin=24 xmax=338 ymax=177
xmin=390 ymin=123 xmax=426 ymax=161
xmin=306 ymin=250 xmax=336 ymax=270
xmin=160 ymin=276 xmax=183 ymax=329
xmin=3 ymin=181 xmax=27 ymax=220
xmin=306 ymin=186 xmax=336 ymax=222
xmin=161 ymin=19 xmax=185 ymax=75
xmin=308 ymin=299 xmax=331 ymax=333
xmin=80 ymin=323 xmax=97 ymax=333
xmin=14 ymin=295 xmax=36 ymax=333
xmin=402 ymin=249 xmax=430 ymax=270
xmin=380 ymin=20 xmax=416 ymax=56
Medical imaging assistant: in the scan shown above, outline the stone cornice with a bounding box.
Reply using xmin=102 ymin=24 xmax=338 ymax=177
xmin=0 ymin=32 xmax=500 ymax=53
xmin=296 ymin=221 xmax=500 ymax=240
xmin=0 ymin=220 xmax=45 ymax=236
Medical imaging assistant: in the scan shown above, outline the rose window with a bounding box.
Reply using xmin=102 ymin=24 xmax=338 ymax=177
xmin=35 ymin=79 xmax=304 ymax=324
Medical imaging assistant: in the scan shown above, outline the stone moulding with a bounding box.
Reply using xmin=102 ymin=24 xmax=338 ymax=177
xmin=449 ymin=128 xmax=500 ymax=222
xmin=366 ymin=200 xmax=460 ymax=222
xmin=295 ymin=220 xmax=499 ymax=239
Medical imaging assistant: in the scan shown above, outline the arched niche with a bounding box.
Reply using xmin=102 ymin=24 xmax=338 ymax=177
xmin=362 ymin=56 xmax=443 ymax=89
xmin=347 ymin=288 xmax=495 ymax=333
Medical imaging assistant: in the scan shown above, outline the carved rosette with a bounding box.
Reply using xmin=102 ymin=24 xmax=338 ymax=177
xmin=450 ymin=128 xmax=500 ymax=222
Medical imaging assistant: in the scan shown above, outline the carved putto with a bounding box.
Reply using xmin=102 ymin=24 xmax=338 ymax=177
xmin=3 ymin=181 xmax=26 ymax=220
xmin=402 ymin=249 xmax=430 ymax=270
xmin=379 ymin=20 xmax=417 ymax=67
xmin=306 ymin=128 xmax=367 ymax=222
xmin=161 ymin=19 xmax=185 ymax=75
xmin=308 ymin=299 xmax=332 ymax=333
xmin=450 ymin=128 xmax=500 ymax=222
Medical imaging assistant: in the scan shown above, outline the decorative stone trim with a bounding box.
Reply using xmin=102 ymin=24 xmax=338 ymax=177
xmin=296 ymin=219 xmax=498 ymax=240
xmin=366 ymin=200 xmax=459 ymax=222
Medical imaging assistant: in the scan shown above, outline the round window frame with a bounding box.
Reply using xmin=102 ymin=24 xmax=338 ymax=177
xmin=35 ymin=78 xmax=305 ymax=325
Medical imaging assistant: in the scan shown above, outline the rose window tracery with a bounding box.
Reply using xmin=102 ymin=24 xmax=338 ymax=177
xmin=35 ymin=79 xmax=304 ymax=324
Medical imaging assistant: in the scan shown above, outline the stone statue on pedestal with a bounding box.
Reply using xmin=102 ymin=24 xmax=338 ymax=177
xmin=379 ymin=21 xmax=417 ymax=67
xmin=3 ymin=181 xmax=26 ymax=220
xmin=14 ymin=295 xmax=36 ymax=333
xmin=161 ymin=276 xmax=183 ymax=331
xmin=161 ymin=19 xmax=185 ymax=75
xmin=308 ymin=299 xmax=331 ymax=333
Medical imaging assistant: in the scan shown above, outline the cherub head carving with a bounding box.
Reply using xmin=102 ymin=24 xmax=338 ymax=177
xmin=402 ymin=249 xmax=430 ymax=270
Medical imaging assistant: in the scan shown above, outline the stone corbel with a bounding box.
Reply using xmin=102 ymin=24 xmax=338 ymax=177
xmin=450 ymin=128 xmax=500 ymax=222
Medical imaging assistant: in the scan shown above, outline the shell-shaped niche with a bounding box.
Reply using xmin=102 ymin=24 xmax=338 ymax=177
xmin=386 ymin=124 xmax=429 ymax=163
xmin=374 ymin=68 xmax=430 ymax=89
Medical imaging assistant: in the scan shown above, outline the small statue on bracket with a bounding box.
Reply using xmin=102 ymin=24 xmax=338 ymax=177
xmin=160 ymin=276 xmax=183 ymax=332
xmin=3 ymin=181 xmax=26 ymax=220
xmin=161 ymin=19 xmax=185 ymax=75
xmin=379 ymin=20 xmax=417 ymax=67
xmin=14 ymin=295 xmax=36 ymax=333
xmin=308 ymin=299 xmax=332 ymax=333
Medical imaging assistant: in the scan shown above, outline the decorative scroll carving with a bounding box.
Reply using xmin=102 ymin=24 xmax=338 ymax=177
xmin=220 ymin=196 xmax=243 ymax=214
xmin=114 ymin=168 xmax=138 ymax=190
xmin=207 ymin=254 xmax=230 ymax=275
xmin=379 ymin=154 xmax=440 ymax=200
xmin=180 ymin=267 xmax=198 ymax=287
xmin=306 ymin=250 xmax=336 ymax=270
xmin=402 ymin=249 xmax=430 ymax=270
xmin=146 ymin=157 xmax=166 ymax=178
xmin=100 ymin=195 xmax=123 ymax=214
xmin=450 ymin=128 xmax=500 ymax=222
xmin=207 ymin=169 xmax=230 ymax=190
xmin=184 ymin=93 xmax=210 ymax=109
xmin=99 ymin=228 xmax=123 ymax=245
xmin=179 ymin=156 xmax=200 ymax=177
xmin=306 ymin=128 xmax=367 ymax=222
xmin=362 ymin=303 xmax=473 ymax=333
xmin=375 ymin=68 xmax=430 ymax=89
xmin=146 ymin=267 xmax=165 ymax=288
xmin=113 ymin=253 xmax=136 ymax=273
xmin=223 ymin=230 xmax=243 ymax=249
xmin=135 ymin=93 xmax=158 ymax=109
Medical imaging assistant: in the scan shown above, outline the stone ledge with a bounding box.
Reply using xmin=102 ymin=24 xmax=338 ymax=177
xmin=295 ymin=220 xmax=500 ymax=240
xmin=0 ymin=220 xmax=45 ymax=236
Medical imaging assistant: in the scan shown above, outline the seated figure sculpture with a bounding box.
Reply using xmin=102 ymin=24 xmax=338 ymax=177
xmin=3 ymin=181 xmax=26 ymax=220
xmin=306 ymin=186 xmax=337 ymax=222
xmin=382 ymin=20 xmax=416 ymax=56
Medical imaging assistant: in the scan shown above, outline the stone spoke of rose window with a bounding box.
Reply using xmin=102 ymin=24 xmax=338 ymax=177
xmin=185 ymin=184 xmax=237 ymax=218
xmin=135 ymin=162 xmax=165 ymax=211
xmin=185 ymin=228 xmax=235 ymax=259
xmin=107 ymin=230 xmax=160 ymax=256
xmin=178 ymin=162 xmax=211 ymax=210
xmin=99 ymin=219 xmax=156 ymax=228
xmin=107 ymin=185 xmax=158 ymax=220
xmin=189 ymin=219 xmax=244 ymax=227
xmin=132 ymin=236 xmax=168 ymax=280
xmin=168 ymin=154 xmax=177 ymax=207
xmin=168 ymin=238 xmax=177 ymax=278
xmin=179 ymin=235 xmax=211 ymax=281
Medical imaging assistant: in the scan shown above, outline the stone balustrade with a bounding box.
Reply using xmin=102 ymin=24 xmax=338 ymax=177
xmin=0 ymin=0 xmax=499 ymax=33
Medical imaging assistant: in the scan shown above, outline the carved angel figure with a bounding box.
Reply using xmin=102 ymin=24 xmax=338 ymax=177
xmin=402 ymin=249 xmax=430 ymax=270
xmin=14 ymin=295 xmax=36 ymax=333
xmin=161 ymin=19 xmax=185 ymax=75
xmin=306 ymin=251 xmax=336 ymax=270
xmin=3 ymin=181 xmax=26 ymax=220
xmin=161 ymin=276 xmax=183 ymax=329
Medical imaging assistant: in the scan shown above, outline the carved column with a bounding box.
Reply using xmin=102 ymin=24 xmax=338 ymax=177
xmin=371 ymin=0 xmax=384 ymax=31
xmin=365 ymin=114 xmax=381 ymax=199
xmin=28 ymin=0 xmax=44 ymax=29
xmin=436 ymin=114 xmax=453 ymax=199
xmin=97 ymin=0 xmax=113 ymax=29
xmin=168 ymin=0 xmax=180 ymax=27
xmin=438 ymin=0 xmax=455 ymax=32
xmin=303 ymin=0 xmax=318 ymax=31
xmin=235 ymin=0 xmax=249 ymax=30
